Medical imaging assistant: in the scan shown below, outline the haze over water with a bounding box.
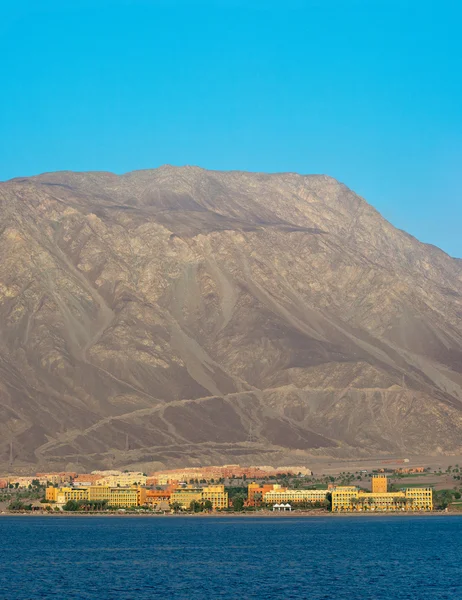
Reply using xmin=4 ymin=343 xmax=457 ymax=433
xmin=1 ymin=516 xmax=461 ymax=599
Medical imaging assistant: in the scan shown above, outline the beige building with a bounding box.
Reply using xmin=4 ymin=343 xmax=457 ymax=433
xmin=150 ymin=464 xmax=312 ymax=484
xmin=263 ymin=484 xmax=328 ymax=504
xmin=93 ymin=471 xmax=147 ymax=487
xmin=7 ymin=476 xmax=48 ymax=488
xmin=37 ymin=472 xmax=75 ymax=485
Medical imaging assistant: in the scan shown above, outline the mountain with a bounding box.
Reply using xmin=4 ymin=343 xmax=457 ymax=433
xmin=0 ymin=166 xmax=461 ymax=472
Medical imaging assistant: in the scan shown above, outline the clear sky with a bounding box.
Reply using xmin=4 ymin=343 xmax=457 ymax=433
xmin=1 ymin=0 xmax=461 ymax=256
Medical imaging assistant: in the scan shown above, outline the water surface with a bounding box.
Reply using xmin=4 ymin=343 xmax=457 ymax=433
xmin=1 ymin=516 xmax=461 ymax=599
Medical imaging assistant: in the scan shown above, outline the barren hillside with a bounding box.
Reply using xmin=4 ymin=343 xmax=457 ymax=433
xmin=1 ymin=166 xmax=461 ymax=471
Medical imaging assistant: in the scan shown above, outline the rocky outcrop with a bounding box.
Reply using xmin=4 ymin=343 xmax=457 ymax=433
xmin=0 ymin=166 xmax=461 ymax=471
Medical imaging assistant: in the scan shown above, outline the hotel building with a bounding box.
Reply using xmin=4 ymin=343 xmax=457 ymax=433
xmin=262 ymin=484 xmax=328 ymax=505
xmin=46 ymin=486 xmax=146 ymax=507
xmin=93 ymin=471 xmax=147 ymax=487
xmin=170 ymin=484 xmax=229 ymax=509
xmin=331 ymin=477 xmax=433 ymax=512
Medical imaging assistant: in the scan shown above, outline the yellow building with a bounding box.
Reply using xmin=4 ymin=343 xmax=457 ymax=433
xmin=405 ymin=487 xmax=433 ymax=510
xmin=170 ymin=487 xmax=203 ymax=509
xmin=372 ymin=475 xmax=388 ymax=493
xmin=87 ymin=486 xmax=111 ymax=502
xmin=331 ymin=484 xmax=433 ymax=512
xmin=330 ymin=486 xmax=358 ymax=511
xmin=46 ymin=486 xmax=60 ymax=502
xmin=201 ymin=485 xmax=229 ymax=509
xmin=170 ymin=485 xmax=229 ymax=510
xmin=263 ymin=484 xmax=328 ymax=505
xmin=47 ymin=486 xmax=146 ymax=507
xmin=105 ymin=487 xmax=146 ymax=508
xmin=46 ymin=487 xmax=89 ymax=503
xmin=358 ymin=491 xmax=407 ymax=511
xmin=87 ymin=485 xmax=146 ymax=507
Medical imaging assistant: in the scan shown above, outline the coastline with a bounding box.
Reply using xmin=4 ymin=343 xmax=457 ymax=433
xmin=1 ymin=510 xmax=460 ymax=518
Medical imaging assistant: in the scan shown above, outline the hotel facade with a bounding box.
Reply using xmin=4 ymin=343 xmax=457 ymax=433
xmin=170 ymin=484 xmax=229 ymax=509
xmin=331 ymin=478 xmax=433 ymax=512
xmin=262 ymin=484 xmax=328 ymax=505
xmin=46 ymin=486 xmax=147 ymax=507
xmin=248 ymin=475 xmax=433 ymax=512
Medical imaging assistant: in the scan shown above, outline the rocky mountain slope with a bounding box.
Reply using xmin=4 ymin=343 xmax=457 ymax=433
xmin=0 ymin=166 xmax=461 ymax=471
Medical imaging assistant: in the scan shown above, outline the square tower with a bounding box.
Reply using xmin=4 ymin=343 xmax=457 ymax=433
xmin=372 ymin=474 xmax=387 ymax=493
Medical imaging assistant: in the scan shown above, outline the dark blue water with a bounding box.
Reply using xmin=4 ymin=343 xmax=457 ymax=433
xmin=1 ymin=516 xmax=461 ymax=599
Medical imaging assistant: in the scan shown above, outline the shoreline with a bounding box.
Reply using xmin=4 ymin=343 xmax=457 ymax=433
xmin=1 ymin=510 xmax=460 ymax=518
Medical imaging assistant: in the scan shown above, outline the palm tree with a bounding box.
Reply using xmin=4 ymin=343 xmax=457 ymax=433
xmin=392 ymin=496 xmax=401 ymax=511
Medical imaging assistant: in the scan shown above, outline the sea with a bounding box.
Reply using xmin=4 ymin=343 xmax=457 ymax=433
xmin=0 ymin=515 xmax=461 ymax=599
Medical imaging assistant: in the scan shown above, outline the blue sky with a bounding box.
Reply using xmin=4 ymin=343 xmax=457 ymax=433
xmin=1 ymin=0 xmax=461 ymax=256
